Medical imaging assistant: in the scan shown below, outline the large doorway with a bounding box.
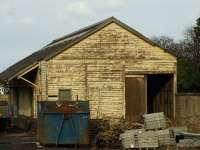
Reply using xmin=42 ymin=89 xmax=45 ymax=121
xmin=125 ymin=75 xmax=146 ymax=122
xmin=147 ymin=74 xmax=174 ymax=118
xmin=11 ymin=67 xmax=38 ymax=117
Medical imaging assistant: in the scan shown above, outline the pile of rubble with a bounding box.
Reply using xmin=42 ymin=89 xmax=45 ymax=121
xmin=91 ymin=119 xmax=143 ymax=148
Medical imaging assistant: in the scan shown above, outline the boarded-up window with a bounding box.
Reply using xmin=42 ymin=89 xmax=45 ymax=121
xmin=59 ymin=89 xmax=71 ymax=101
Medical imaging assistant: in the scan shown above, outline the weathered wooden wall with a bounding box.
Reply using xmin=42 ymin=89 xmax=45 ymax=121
xmin=176 ymin=93 xmax=200 ymax=117
xmin=0 ymin=94 xmax=8 ymax=101
xmin=175 ymin=93 xmax=200 ymax=132
xmin=41 ymin=23 xmax=176 ymax=119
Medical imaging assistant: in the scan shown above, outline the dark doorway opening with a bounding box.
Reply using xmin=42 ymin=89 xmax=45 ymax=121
xmin=10 ymin=67 xmax=38 ymax=117
xmin=147 ymin=74 xmax=174 ymax=118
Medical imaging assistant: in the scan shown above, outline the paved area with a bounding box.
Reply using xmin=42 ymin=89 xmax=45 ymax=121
xmin=0 ymin=132 xmax=36 ymax=150
xmin=0 ymin=132 xmax=92 ymax=150
xmin=0 ymin=130 xmax=123 ymax=150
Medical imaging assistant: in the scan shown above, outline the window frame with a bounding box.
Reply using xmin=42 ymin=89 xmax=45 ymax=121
xmin=58 ymin=89 xmax=72 ymax=101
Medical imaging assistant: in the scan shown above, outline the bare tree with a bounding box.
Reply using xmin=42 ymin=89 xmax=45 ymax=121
xmin=152 ymin=17 xmax=200 ymax=92
xmin=151 ymin=35 xmax=182 ymax=58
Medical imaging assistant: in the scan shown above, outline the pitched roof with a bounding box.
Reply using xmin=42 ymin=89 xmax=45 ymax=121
xmin=0 ymin=17 xmax=176 ymax=81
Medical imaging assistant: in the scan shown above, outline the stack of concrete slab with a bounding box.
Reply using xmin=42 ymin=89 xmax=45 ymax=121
xmin=120 ymin=112 xmax=200 ymax=149
xmin=137 ymin=131 xmax=159 ymax=148
xmin=120 ymin=129 xmax=158 ymax=149
xmin=143 ymin=112 xmax=166 ymax=130
xmin=120 ymin=112 xmax=175 ymax=149
xmin=143 ymin=112 xmax=177 ymax=146
xmin=156 ymin=129 xmax=175 ymax=146
xmin=120 ymin=129 xmax=145 ymax=149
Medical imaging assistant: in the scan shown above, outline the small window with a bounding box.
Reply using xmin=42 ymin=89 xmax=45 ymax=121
xmin=58 ymin=89 xmax=72 ymax=101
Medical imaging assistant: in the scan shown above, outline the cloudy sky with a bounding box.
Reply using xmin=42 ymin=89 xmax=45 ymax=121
xmin=0 ymin=0 xmax=200 ymax=72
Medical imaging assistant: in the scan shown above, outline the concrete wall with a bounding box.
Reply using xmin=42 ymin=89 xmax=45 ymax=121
xmin=176 ymin=93 xmax=200 ymax=132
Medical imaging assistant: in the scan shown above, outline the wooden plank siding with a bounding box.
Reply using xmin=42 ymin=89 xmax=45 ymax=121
xmin=175 ymin=93 xmax=200 ymax=132
xmin=38 ymin=23 xmax=176 ymax=119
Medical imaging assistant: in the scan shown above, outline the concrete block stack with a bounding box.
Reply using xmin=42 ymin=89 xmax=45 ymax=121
xmin=143 ymin=112 xmax=166 ymax=130
xmin=120 ymin=112 xmax=176 ymax=149
xmin=144 ymin=112 xmax=176 ymax=146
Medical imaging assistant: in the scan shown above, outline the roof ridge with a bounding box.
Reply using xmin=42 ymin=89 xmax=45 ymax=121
xmin=48 ymin=16 xmax=115 ymax=46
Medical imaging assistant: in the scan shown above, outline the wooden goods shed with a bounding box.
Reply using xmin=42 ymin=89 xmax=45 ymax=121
xmin=0 ymin=17 xmax=177 ymax=122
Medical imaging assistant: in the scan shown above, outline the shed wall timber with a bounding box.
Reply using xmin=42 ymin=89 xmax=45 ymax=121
xmin=40 ymin=61 xmax=48 ymax=101
xmin=176 ymin=93 xmax=200 ymax=132
xmin=33 ymin=69 xmax=40 ymax=118
xmin=176 ymin=93 xmax=200 ymax=118
xmin=46 ymin=23 xmax=176 ymax=119
xmin=0 ymin=94 xmax=8 ymax=101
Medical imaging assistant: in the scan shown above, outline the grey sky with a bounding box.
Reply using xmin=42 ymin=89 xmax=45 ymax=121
xmin=0 ymin=0 xmax=200 ymax=72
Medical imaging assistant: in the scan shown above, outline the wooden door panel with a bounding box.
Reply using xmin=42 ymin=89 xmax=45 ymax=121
xmin=125 ymin=77 xmax=146 ymax=122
